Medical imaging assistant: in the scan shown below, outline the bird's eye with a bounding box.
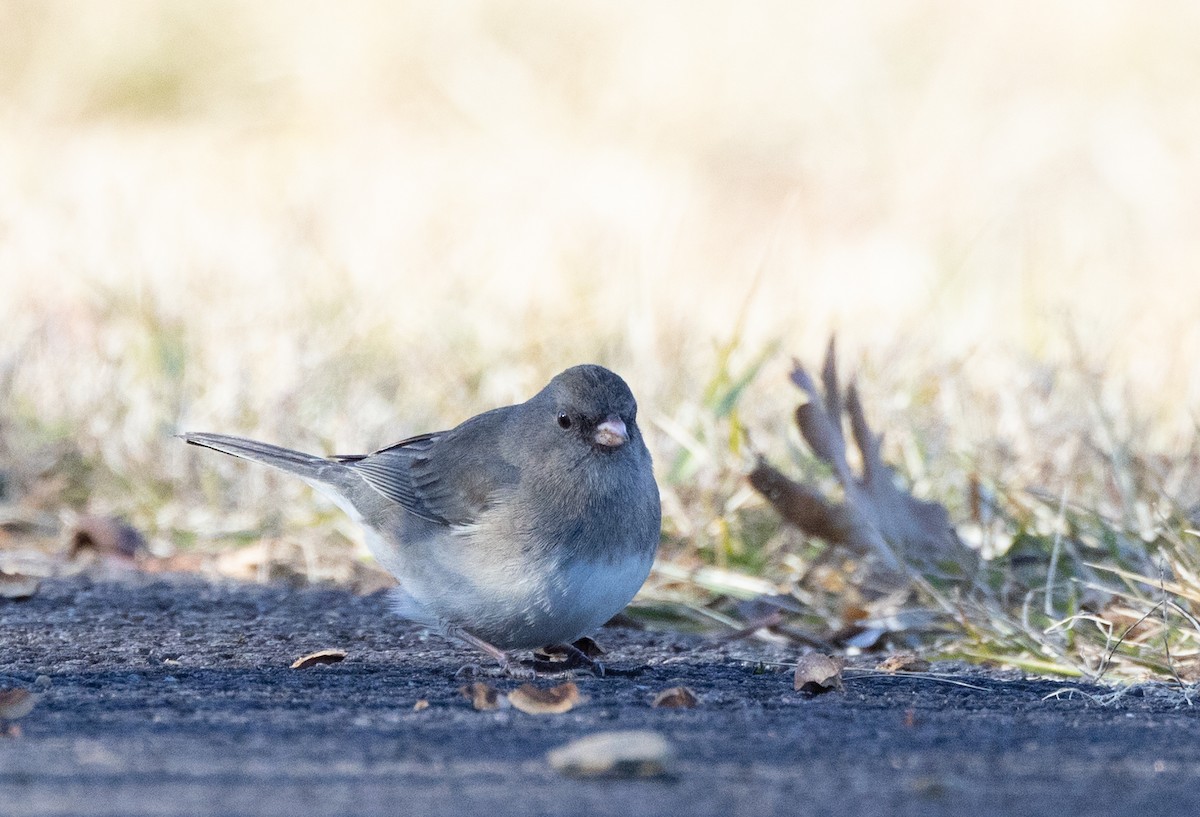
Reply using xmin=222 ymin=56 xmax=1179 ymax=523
xmin=557 ymin=412 xmax=572 ymax=429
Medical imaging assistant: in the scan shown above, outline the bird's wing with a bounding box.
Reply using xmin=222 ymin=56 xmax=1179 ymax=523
xmin=333 ymin=433 xmax=447 ymax=523
xmin=335 ymin=418 xmax=518 ymax=526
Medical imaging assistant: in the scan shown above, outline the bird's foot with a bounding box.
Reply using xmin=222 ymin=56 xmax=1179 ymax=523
xmin=444 ymin=624 xmax=538 ymax=679
xmin=452 ymin=656 xmax=536 ymax=680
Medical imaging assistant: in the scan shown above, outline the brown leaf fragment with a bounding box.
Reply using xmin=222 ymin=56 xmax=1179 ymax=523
xmin=876 ymin=653 xmax=931 ymax=673
xmin=532 ymin=645 xmax=571 ymax=663
xmin=534 ymin=637 xmax=607 ymax=666
xmin=412 ymin=699 xmax=430 ymax=712
xmin=651 ymin=686 xmax=699 ymax=709
xmin=70 ymin=515 xmax=147 ymax=560
xmin=571 ymin=636 xmax=607 ymax=658
xmin=0 ymin=689 xmax=39 ymax=721
xmin=748 ymin=459 xmax=858 ymax=546
xmin=793 ymin=654 xmax=845 ymax=694
xmin=0 ymin=572 xmax=39 ymax=601
xmin=289 ymin=649 xmax=347 ymax=669
xmin=459 ymin=682 xmax=507 ymax=711
xmin=547 ymin=730 xmax=673 ymax=779
xmin=508 ymin=681 xmax=585 ymax=715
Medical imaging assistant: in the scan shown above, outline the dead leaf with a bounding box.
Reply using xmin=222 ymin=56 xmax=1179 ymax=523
xmin=70 ymin=515 xmax=147 ymax=560
xmin=459 ymin=682 xmax=506 ymax=711
xmin=290 ymin=649 xmax=346 ymax=669
xmin=0 ymin=689 xmax=39 ymax=721
xmin=532 ymin=646 xmax=571 ymax=663
xmin=547 ymin=730 xmax=672 ymax=779
xmin=533 ymin=637 xmax=607 ymax=666
xmin=793 ymin=654 xmax=844 ymax=694
xmin=412 ymin=699 xmax=430 ymax=712
xmin=0 ymin=572 xmax=39 ymax=601
xmin=508 ymin=682 xmax=585 ymax=715
xmin=749 ymin=338 xmax=975 ymax=574
xmin=651 ymin=686 xmax=699 ymax=708
xmin=571 ymin=636 xmax=606 ymax=658
xmin=876 ymin=653 xmax=931 ymax=673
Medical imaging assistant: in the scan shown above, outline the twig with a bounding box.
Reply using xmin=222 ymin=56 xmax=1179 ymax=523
xmin=1044 ymin=484 xmax=1069 ymax=618
xmin=705 ymin=611 xmax=785 ymax=645
xmin=1096 ymin=602 xmax=1163 ymax=682
xmin=1158 ymin=560 xmax=1187 ymax=697
xmin=840 ymin=669 xmax=993 ymax=691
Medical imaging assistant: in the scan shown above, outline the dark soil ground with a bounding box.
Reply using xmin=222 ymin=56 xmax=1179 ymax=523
xmin=2 ymin=577 xmax=1199 ymax=817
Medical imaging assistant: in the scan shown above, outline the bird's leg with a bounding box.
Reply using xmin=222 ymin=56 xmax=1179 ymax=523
xmin=443 ymin=623 xmax=534 ymax=679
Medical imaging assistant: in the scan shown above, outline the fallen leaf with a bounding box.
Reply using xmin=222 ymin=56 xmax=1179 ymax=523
xmin=571 ymin=636 xmax=607 ymax=658
xmin=70 ymin=515 xmax=147 ymax=559
xmin=794 ymin=654 xmax=844 ymax=694
xmin=651 ymin=686 xmax=698 ymax=708
xmin=508 ymin=681 xmax=585 ymax=715
xmin=876 ymin=653 xmax=931 ymax=673
xmin=533 ymin=637 xmax=607 ymax=665
xmin=459 ymin=682 xmax=506 ymax=711
xmin=0 ymin=572 xmax=39 ymax=601
xmin=532 ymin=645 xmax=571 ymax=663
xmin=412 ymin=699 xmax=430 ymax=712
xmin=749 ymin=339 xmax=975 ymax=574
xmin=290 ymin=650 xmax=347 ymax=669
xmin=547 ymin=730 xmax=672 ymax=779
xmin=0 ymin=689 xmax=39 ymax=721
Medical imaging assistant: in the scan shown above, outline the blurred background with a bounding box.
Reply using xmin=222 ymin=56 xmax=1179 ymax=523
xmin=1 ymin=1 xmax=1197 ymax=603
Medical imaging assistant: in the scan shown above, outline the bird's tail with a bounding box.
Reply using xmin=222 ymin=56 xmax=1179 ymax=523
xmin=180 ymin=432 xmax=342 ymax=484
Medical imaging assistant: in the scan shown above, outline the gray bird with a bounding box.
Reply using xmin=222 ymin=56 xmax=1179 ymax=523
xmin=181 ymin=365 xmax=661 ymax=675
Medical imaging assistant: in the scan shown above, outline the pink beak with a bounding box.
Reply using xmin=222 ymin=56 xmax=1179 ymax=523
xmin=593 ymin=416 xmax=628 ymax=447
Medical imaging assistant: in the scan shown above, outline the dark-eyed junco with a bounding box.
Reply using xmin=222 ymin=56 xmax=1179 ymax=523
xmin=182 ymin=365 xmax=661 ymax=675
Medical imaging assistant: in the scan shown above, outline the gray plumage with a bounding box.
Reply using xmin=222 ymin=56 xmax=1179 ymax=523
xmin=182 ymin=365 xmax=661 ymax=657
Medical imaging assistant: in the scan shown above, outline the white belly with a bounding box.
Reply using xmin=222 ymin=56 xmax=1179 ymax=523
xmin=390 ymin=537 xmax=654 ymax=650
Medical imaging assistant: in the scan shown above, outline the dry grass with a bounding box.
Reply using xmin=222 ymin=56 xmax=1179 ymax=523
xmin=1 ymin=1 xmax=1198 ymax=680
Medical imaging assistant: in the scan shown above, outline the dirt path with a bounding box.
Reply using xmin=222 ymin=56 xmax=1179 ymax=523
xmin=2 ymin=577 xmax=1199 ymax=817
